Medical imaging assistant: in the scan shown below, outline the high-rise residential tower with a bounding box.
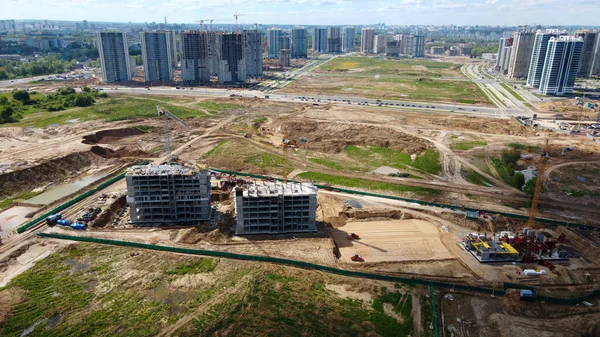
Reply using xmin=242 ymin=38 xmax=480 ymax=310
xmin=539 ymin=36 xmax=583 ymax=96
xmin=373 ymin=35 xmax=387 ymax=54
xmin=412 ymin=34 xmax=426 ymax=57
xmin=527 ymin=29 xmax=564 ymax=87
xmin=291 ymin=28 xmax=308 ymax=58
xmin=507 ymin=32 xmax=535 ymax=79
xmin=243 ymin=30 xmax=263 ymax=78
xmin=361 ymin=28 xmax=375 ymax=54
xmin=327 ymin=27 xmax=341 ymax=53
xmin=341 ymin=26 xmax=355 ymax=52
xmin=96 ymin=32 xmax=132 ymax=83
xmin=574 ymin=30 xmax=598 ymax=77
xmin=268 ymin=28 xmax=282 ymax=59
xmin=312 ymin=27 xmax=328 ymax=53
xmin=140 ymin=31 xmax=174 ymax=83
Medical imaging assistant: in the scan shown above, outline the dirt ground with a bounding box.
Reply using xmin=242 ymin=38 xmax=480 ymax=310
xmin=331 ymin=219 xmax=453 ymax=263
xmin=534 ymin=98 xmax=599 ymax=120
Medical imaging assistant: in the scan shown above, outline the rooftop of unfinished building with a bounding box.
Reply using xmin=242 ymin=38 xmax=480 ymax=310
xmin=126 ymin=164 xmax=205 ymax=177
xmin=237 ymin=181 xmax=317 ymax=198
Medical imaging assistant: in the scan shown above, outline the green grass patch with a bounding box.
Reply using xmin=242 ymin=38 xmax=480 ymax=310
xmin=167 ymin=258 xmax=218 ymax=275
xmin=464 ymin=169 xmax=493 ymax=186
xmin=195 ymin=101 xmax=241 ymax=114
xmin=4 ymin=96 xmax=230 ymax=128
xmin=345 ymin=145 xmax=411 ymax=169
xmin=0 ymin=191 xmax=42 ymax=210
xmin=500 ymin=83 xmax=525 ymax=102
xmin=507 ymin=143 xmax=540 ymax=152
xmin=451 ymin=140 xmax=488 ymax=151
xmin=492 ymin=157 xmax=525 ymax=189
xmin=308 ymin=157 xmax=346 ymax=171
xmin=297 ymin=171 xmax=440 ymax=196
xmin=412 ymin=150 xmax=442 ymax=175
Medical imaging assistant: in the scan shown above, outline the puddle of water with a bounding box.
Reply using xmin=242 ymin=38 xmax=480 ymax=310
xmin=25 ymin=171 xmax=112 ymax=205
xmin=149 ymin=282 xmax=192 ymax=315
xmin=48 ymin=315 xmax=61 ymax=328
xmin=63 ymin=259 xmax=90 ymax=274
xmin=0 ymin=206 xmax=40 ymax=239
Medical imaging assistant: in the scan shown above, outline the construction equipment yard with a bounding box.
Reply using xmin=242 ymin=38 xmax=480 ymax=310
xmin=1 ymin=58 xmax=600 ymax=336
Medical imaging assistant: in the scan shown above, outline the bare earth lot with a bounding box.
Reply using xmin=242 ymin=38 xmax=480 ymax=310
xmin=332 ymin=219 xmax=453 ymax=263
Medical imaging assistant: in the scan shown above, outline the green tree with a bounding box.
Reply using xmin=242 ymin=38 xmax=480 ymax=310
xmin=12 ymin=90 xmax=30 ymax=103
xmin=56 ymin=87 xmax=76 ymax=95
xmin=82 ymin=85 xmax=91 ymax=93
xmin=74 ymin=94 xmax=93 ymax=107
xmin=0 ymin=68 xmax=8 ymax=80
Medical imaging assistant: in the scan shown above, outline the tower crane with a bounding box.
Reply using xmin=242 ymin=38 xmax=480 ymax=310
xmin=522 ymin=139 xmax=550 ymax=262
xmin=234 ymin=12 xmax=245 ymax=35
xmin=157 ymin=105 xmax=190 ymax=160
xmin=195 ymin=19 xmax=205 ymax=32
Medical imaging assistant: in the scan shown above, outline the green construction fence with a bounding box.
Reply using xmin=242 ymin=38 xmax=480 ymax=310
xmin=16 ymin=161 xmax=150 ymax=234
xmin=36 ymin=233 xmax=600 ymax=305
xmin=211 ymin=168 xmax=597 ymax=231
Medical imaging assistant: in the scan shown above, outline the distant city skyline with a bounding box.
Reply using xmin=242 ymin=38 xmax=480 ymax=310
xmin=5 ymin=0 xmax=600 ymax=27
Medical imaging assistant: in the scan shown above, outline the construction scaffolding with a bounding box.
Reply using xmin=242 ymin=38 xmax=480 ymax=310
xmin=125 ymin=164 xmax=211 ymax=226
xmin=234 ymin=181 xmax=317 ymax=235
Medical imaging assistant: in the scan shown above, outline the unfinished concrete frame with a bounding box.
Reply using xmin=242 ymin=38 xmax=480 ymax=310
xmin=234 ymin=182 xmax=317 ymax=235
xmin=126 ymin=165 xmax=211 ymax=225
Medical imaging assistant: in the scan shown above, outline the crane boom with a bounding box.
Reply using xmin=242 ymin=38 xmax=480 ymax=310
xmin=157 ymin=105 xmax=190 ymax=158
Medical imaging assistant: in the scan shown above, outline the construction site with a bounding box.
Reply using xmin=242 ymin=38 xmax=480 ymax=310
xmin=1 ymin=57 xmax=600 ymax=336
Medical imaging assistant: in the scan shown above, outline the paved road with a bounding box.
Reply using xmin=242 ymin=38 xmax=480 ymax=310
xmin=105 ymin=86 xmax=519 ymax=119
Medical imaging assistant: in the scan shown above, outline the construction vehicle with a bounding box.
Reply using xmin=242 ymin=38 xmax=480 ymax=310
xmin=347 ymin=233 xmax=361 ymax=240
xmin=243 ymin=133 xmax=252 ymax=138
xmin=157 ymin=105 xmax=190 ymax=160
xmin=282 ymin=129 xmax=307 ymax=183
xmin=350 ymin=254 xmax=365 ymax=262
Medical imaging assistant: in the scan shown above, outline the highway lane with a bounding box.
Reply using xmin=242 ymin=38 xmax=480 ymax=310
xmin=104 ymin=86 xmax=522 ymax=119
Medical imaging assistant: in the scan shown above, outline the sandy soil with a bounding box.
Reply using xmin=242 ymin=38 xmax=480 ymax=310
xmin=331 ymin=220 xmax=453 ymax=263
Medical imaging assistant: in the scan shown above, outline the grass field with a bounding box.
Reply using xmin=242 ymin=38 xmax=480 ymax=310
xmin=451 ymin=140 xmax=488 ymax=151
xmin=0 ymin=243 xmax=420 ymax=337
xmin=0 ymin=191 xmax=42 ymax=210
xmin=463 ymin=169 xmax=493 ymax=186
xmin=307 ymin=146 xmax=441 ymax=175
xmin=297 ymin=171 xmax=440 ymax=196
xmin=4 ymin=96 xmax=241 ymax=128
xmin=282 ymin=56 xmax=491 ymax=105
xmin=204 ymin=140 xmax=290 ymax=175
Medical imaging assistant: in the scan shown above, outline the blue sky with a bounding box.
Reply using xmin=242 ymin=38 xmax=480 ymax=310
xmin=5 ymin=0 xmax=600 ymax=26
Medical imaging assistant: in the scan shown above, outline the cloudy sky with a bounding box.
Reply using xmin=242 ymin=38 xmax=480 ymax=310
xmin=5 ymin=0 xmax=600 ymax=26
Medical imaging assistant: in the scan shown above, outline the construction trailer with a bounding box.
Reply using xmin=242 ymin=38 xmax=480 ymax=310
xmin=234 ymin=181 xmax=317 ymax=235
xmin=125 ymin=164 xmax=211 ymax=226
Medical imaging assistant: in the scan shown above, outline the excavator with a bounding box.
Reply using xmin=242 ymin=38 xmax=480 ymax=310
xmin=347 ymin=233 xmax=361 ymax=240
xmin=350 ymin=254 xmax=365 ymax=262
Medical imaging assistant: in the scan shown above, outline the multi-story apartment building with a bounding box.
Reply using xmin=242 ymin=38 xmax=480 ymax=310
xmin=373 ymin=34 xmax=387 ymax=54
xmin=575 ymin=30 xmax=598 ymax=77
xmin=539 ymin=36 xmax=583 ymax=96
xmin=361 ymin=28 xmax=375 ymax=54
xmin=140 ymin=31 xmax=174 ymax=83
xmin=96 ymin=32 xmax=132 ymax=83
xmin=180 ymin=31 xmax=211 ymax=83
xmin=291 ymin=28 xmax=308 ymax=58
xmin=126 ymin=165 xmax=211 ymax=226
xmin=268 ymin=28 xmax=282 ymax=59
xmin=527 ymin=29 xmax=564 ymax=87
xmin=341 ymin=26 xmax=355 ymax=52
xmin=327 ymin=27 xmax=341 ymax=53
xmin=507 ymin=32 xmax=535 ymax=79
xmin=312 ymin=27 xmax=328 ymax=53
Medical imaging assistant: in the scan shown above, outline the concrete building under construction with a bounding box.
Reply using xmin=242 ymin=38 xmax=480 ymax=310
xmin=234 ymin=182 xmax=317 ymax=235
xmin=180 ymin=31 xmax=213 ymax=83
xmin=125 ymin=164 xmax=211 ymax=225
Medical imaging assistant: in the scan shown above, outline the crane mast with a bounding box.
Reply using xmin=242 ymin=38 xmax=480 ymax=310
xmin=157 ymin=105 xmax=190 ymax=160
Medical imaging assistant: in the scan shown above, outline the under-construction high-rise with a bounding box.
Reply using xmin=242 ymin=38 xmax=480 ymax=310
xmin=180 ymin=31 xmax=212 ymax=83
